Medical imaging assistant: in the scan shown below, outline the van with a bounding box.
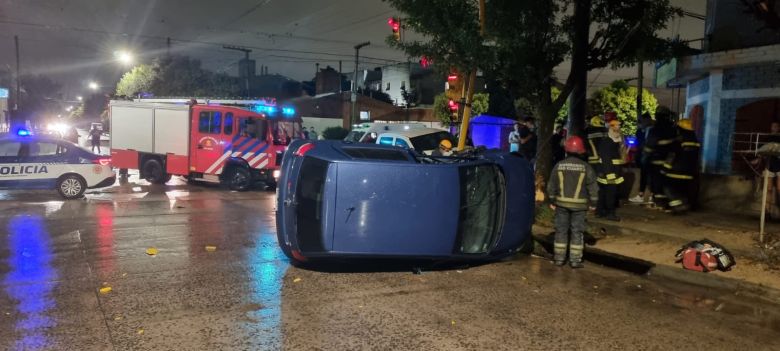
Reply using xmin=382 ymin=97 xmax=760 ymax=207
xmin=376 ymin=128 xmax=456 ymax=155
xmin=344 ymin=123 xmax=426 ymax=143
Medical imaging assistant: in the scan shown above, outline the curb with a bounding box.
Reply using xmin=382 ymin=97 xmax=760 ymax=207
xmin=533 ymin=226 xmax=780 ymax=305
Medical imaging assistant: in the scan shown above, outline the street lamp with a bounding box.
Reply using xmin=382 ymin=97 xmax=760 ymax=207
xmin=88 ymin=81 xmax=99 ymax=91
xmin=115 ymin=50 xmax=134 ymax=65
xmin=351 ymin=41 xmax=370 ymax=129
xmin=76 ymin=96 xmax=83 ymax=101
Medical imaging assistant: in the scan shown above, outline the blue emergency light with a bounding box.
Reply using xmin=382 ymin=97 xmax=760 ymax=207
xmin=16 ymin=129 xmax=31 ymax=137
xmin=625 ymin=136 xmax=637 ymax=146
xmin=282 ymin=107 xmax=295 ymax=116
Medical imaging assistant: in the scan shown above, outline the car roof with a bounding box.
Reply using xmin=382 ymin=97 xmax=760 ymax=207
xmin=377 ymin=128 xmax=449 ymax=138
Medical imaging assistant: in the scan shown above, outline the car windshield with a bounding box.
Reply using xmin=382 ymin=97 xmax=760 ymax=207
xmin=457 ymin=164 xmax=505 ymax=254
xmin=345 ymin=131 xmax=365 ymax=142
xmin=295 ymin=157 xmax=329 ymax=251
xmin=410 ymin=131 xmax=452 ymax=151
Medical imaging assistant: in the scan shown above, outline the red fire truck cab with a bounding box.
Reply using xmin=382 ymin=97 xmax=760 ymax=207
xmin=110 ymin=100 xmax=302 ymax=190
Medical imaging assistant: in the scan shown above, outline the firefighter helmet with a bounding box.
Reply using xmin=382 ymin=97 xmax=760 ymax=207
xmin=677 ymin=119 xmax=693 ymax=131
xmin=564 ymin=136 xmax=586 ymax=154
xmin=439 ymin=139 xmax=453 ymax=151
xmin=590 ymin=116 xmax=604 ymax=127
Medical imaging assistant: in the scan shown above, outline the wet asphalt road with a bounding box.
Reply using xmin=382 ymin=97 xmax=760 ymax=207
xmin=1 ymin=176 xmax=779 ymax=351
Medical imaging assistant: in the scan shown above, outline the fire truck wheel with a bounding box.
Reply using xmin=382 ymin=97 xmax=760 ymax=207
xmin=227 ymin=167 xmax=252 ymax=191
xmin=143 ymin=159 xmax=168 ymax=185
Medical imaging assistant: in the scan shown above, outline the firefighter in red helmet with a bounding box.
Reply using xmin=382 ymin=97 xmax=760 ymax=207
xmin=546 ymin=136 xmax=599 ymax=268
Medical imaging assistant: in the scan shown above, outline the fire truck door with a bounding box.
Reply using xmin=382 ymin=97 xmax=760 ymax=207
xmin=193 ymin=111 xmax=227 ymax=174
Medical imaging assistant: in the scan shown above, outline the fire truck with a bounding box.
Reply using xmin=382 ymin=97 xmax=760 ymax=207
xmin=109 ymin=99 xmax=303 ymax=190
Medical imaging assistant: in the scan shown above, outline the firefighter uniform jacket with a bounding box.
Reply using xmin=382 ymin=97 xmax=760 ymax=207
xmin=643 ymin=122 xmax=677 ymax=166
xmin=663 ymin=129 xmax=700 ymax=180
xmin=547 ymin=156 xmax=599 ymax=210
xmin=596 ymin=136 xmax=625 ymax=185
xmin=585 ymin=126 xmax=608 ymax=165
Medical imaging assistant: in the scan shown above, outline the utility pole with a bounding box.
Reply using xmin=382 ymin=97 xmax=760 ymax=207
xmin=223 ymin=45 xmax=253 ymax=97
xmin=338 ymin=60 xmax=343 ymax=93
xmin=166 ymin=37 xmax=171 ymax=57
xmin=456 ymin=0 xmax=485 ymax=150
xmin=14 ymin=35 xmax=20 ymax=113
xmin=351 ymin=41 xmax=370 ymax=129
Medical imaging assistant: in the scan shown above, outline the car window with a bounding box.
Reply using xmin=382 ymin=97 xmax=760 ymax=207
xmin=29 ymin=142 xmax=67 ymax=157
xmin=410 ymin=131 xmax=453 ymax=151
xmin=224 ymin=112 xmax=234 ymax=135
xmin=342 ymin=147 xmax=409 ymax=161
xmin=345 ymin=131 xmax=365 ymax=142
xmin=394 ymin=138 xmax=410 ymax=148
xmin=378 ymin=136 xmax=394 ymax=146
xmin=0 ymin=142 xmax=21 ymax=157
xmin=457 ymin=164 xmax=504 ymax=254
xmin=198 ymin=111 xmax=222 ymax=134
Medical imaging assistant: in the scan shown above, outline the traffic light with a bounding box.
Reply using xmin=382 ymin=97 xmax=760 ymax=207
xmin=420 ymin=56 xmax=431 ymax=68
xmin=387 ymin=17 xmax=401 ymax=42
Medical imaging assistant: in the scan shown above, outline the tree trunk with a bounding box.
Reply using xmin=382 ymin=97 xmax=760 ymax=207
xmin=535 ymin=81 xmax=556 ymax=201
xmin=568 ymin=0 xmax=591 ymax=137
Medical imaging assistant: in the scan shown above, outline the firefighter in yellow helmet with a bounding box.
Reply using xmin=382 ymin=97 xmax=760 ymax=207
xmin=595 ymin=119 xmax=625 ymax=221
xmin=585 ymin=116 xmax=607 ymax=166
xmin=660 ymin=119 xmax=700 ymax=213
xmin=433 ymin=139 xmax=454 ymax=157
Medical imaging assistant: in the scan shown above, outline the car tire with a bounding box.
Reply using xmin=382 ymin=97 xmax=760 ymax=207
xmin=57 ymin=174 xmax=87 ymax=200
xmin=227 ymin=167 xmax=252 ymax=191
xmin=143 ymin=159 xmax=168 ymax=184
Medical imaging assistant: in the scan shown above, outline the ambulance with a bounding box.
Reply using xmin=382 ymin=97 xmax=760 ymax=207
xmin=109 ymin=99 xmax=302 ymax=190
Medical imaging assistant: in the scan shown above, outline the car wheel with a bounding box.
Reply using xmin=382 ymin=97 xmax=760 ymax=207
xmin=228 ymin=167 xmax=252 ymax=191
xmin=143 ymin=159 xmax=168 ymax=184
xmin=57 ymin=174 xmax=87 ymax=200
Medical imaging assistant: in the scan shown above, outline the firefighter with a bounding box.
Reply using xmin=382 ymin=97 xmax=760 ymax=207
xmin=547 ymin=136 xmax=599 ymax=268
xmin=595 ymin=119 xmax=625 ymax=221
xmin=661 ymin=119 xmax=700 ymax=214
xmin=643 ymin=109 xmax=677 ymax=209
xmin=432 ymin=139 xmax=454 ymax=156
xmin=585 ymin=116 xmax=607 ymax=166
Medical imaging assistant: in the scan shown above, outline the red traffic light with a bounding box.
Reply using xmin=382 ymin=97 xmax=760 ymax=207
xmin=387 ymin=17 xmax=400 ymax=32
xmin=448 ymin=99 xmax=458 ymax=111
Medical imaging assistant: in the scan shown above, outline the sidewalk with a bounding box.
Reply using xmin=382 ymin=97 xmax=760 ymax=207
xmin=534 ymin=202 xmax=780 ymax=299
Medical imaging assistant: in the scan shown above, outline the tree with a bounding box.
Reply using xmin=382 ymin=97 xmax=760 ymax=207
xmin=471 ymin=93 xmax=489 ymax=116
xmin=115 ymin=55 xmax=242 ymax=98
xmin=433 ymin=93 xmax=455 ymax=125
xmin=116 ymin=64 xmax=155 ymax=97
xmin=384 ymin=0 xmax=684 ymax=186
xmin=322 ymin=126 xmax=350 ymax=140
xmin=587 ymin=80 xmax=658 ymax=136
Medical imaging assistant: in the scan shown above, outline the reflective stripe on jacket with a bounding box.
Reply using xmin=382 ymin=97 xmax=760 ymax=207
xmin=547 ymin=156 xmax=599 ymax=210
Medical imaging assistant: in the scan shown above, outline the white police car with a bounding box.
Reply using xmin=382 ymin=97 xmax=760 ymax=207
xmin=0 ymin=130 xmax=115 ymax=199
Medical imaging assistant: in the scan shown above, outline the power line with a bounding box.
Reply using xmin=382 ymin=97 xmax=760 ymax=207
xmin=0 ymin=19 xmax=404 ymax=63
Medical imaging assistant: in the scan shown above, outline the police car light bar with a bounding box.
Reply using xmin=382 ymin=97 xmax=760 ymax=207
xmin=16 ymin=129 xmax=31 ymax=136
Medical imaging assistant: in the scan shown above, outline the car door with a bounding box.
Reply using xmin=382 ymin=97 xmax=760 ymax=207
xmin=192 ymin=110 xmax=226 ymax=174
xmin=18 ymin=141 xmax=66 ymax=188
xmin=0 ymin=141 xmax=22 ymax=188
xmin=332 ymin=160 xmax=461 ymax=256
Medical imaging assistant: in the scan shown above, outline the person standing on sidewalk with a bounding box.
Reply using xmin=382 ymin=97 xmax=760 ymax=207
xmin=629 ymin=113 xmax=654 ymax=204
xmin=595 ymin=119 xmax=625 ymax=221
xmin=547 ymin=136 xmax=599 ymax=268
xmin=509 ymin=123 xmax=522 ymax=153
xmin=643 ymin=109 xmax=677 ymax=209
xmin=751 ymin=121 xmax=780 ymax=218
xmin=661 ymin=119 xmax=700 ymax=214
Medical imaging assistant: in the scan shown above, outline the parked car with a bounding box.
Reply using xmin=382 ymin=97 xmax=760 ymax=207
xmin=275 ymin=140 xmax=535 ymax=263
xmin=344 ymin=122 xmax=426 ymax=143
xmin=376 ymin=128 xmax=456 ymax=155
xmin=0 ymin=131 xmax=115 ymax=199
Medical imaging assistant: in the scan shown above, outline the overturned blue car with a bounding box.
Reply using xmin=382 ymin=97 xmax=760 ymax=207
xmin=275 ymin=140 xmax=534 ymax=263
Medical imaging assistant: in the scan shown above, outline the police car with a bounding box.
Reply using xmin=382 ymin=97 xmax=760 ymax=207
xmin=0 ymin=130 xmax=115 ymax=199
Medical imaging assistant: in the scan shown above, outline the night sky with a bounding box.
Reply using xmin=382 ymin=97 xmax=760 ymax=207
xmin=0 ymin=0 xmax=705 ymax=102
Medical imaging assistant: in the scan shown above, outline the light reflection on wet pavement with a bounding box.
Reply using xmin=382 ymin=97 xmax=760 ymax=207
xmin=0 ymin=175 xmax=779 ymax=350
